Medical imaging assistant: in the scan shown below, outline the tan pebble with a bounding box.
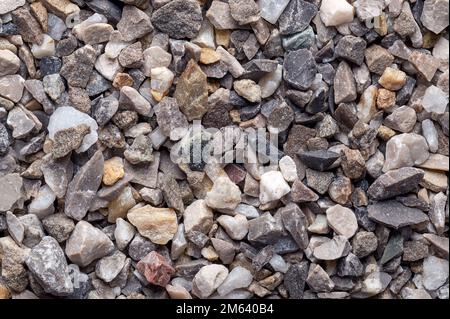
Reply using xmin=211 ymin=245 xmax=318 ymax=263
xmin=378 ymin=67 xmax=407 ymax=91
xmin=200 ymin=48 xmax=221 ymax=64
xmin=103 ymin=156 xmax=125 ymax=186
xmin=377 ymin=88 xmax=396 ymax=109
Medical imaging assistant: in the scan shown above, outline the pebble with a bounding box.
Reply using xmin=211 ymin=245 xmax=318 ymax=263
xmin=127 ymin=205 xmax=178 ymax=245
xmin=60 ymin=45 xmax=96 ymax=88
xmin=319 ymin=0 xmax=355 ymax=27
xmin=0 ymin=49 xmax=20 ymax=76
xmin=383 ymin=133 xmax=430 ymax=172
xmin=154 ymin=97 xmax=189 ymax=141
xmin=422 ymin=256 xmax=449 ymax=291
xmin=6 ymin=211 xmax=24 ymax=245
xmin=335 ymin=36 xmax=367 ymax=66
xmin=192 ymin=264 xmax=229 ymax=299
xmin=334 ymin=61 xmax=357 ymax=104
xmin=136 ymin=251 xmax=175 ymax=287
xmin=326 ymin=205 xmax=358 ymax=239
xmin=259 ymin=171 xmax=290 ymax=204
xmin=117 ymin=5 xmax=153 ymax=42
xmin=368 ymin=167 xmax=425 ymax=200
xmin=217 ymin=214 xmax=248 ymax=241
xmin=152 ymin=0 xmax=202 ymax=39
xmin=207 ymin=1 xmax=239 ymax=30
xmin=283 ymin=49 xmax=317 ymax=90
xmin=103 ymin=157 xmax=125 ymax=186
xmin=205 ymin=176 xmax=242 ymax=210
xmin=0 ymin=173 xmax=23 ymax=212
xmin=96 ymin=250 xmax=126 ymax=283
xmin=42 ymin=213 xmax=75 ymax=243
xmin=408 ymin=50 xmax=440 ymax=82
xmin=28 ymin=184 xmax=56 ymax=219
xmin=64 ymin=150 xmax=104 ymax=221
xmin=258 ymin=0 xmax=291 ymax=25
xmin=421 ymin=85 xmax=449 ymax=115
xmin=314 ymin=235 xmax=351 ymax=261
xmin=229 ymin=0 xmax=260 ymax=25
xmin=306 ymin=263 xmax=335 ymax=293
xmin=233 ymin=79 xmax=261 ymax=103
xmin=365 ymin=45 xmax=394 ymax=75
xmin=217 ymin=266 xmax=253 ymax=296
xmin=278 ymin=156 xmax=297 ymax=182
xmin=378 ymin=67 xmax=407 ymax=91
xmin=65 ymin=221 xmax=114 ymax=267
xmin=367 ymin=200 xmax=429 ymax=229
xmin=25 ymin=236 xmax=73 ymax=296
xmin=248 ymin=212 xmax=284 ymax=245
xmin=174 ymin=60 xmax=208 ymax=121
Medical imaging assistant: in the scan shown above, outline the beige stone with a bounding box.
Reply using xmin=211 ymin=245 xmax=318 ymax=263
xmin=128 ymin=206 xmax=178 ymax=245
xmin=103 ymin=157 xmax=125 ymax=186
xmin=378 ymin=67 xmax=407 ymax=91
xmin=200 ymin=48 xmax=221 ymax=64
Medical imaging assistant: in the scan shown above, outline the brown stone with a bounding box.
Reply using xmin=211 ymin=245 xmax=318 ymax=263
xmin=377 ymin=89 xmax=396 ymax=109
xmin=341 ymin=148 xmax=366 ymax=180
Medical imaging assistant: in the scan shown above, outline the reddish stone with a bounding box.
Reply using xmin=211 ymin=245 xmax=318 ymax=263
xmin=136 ymin=251 xmax=175 ymax=287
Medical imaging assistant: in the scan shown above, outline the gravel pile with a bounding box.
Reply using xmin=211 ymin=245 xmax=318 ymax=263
xmin=0 ymin=0 xmax=449 ymax=300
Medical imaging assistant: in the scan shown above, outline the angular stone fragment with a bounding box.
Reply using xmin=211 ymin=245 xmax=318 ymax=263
xmin=207 ymin=1 xmax=239 ymax=30
xmin=334 ymin=61 xmax=357 ymax=104
xmin=248 ymin=212 xmax=284 ymax=245
xmin=383 ymin=133 xmax=430 ymax=172
xmin=283 ymin=49 xmax=317 ymax=91
xmin=205 ymin=176 xmax=242 ymax=210
xmin=335 ymin=36 xmax=367 ymax=65
xmin=11 ymin=6 xmax=44 ymax=44
xmin=234 ymin=79 xmax=261 ymax=103
xmin=408 ymin=51 xmax=440 ymax=82
xmin=216 ymin=46 xmax=245 ymax=78
xmin=6 ymin=211 xmax=24 ymax=245
xmin=65 ymin=151 xmax=104 ymax=221
xmin=137 ymin=251 xmax=175 ymax=287
xmin=368 ymin=167 xmax=424 ymax=200
xmin=319 ymin=0 xmax=355 ymax=27
xmin=365 ymin=45 xmax=394 ymax=75
xmin=117 ymin=5 xmax=153 ymax=42
xmin=298 ymin=150 xmax=340 ymax=172
xmin=192 ymin=264 xmax=229 ymax=299
xmin=306 ymin=264 xmax=334 ymax=292
xmin=0 ymin=75 xmax=25 ymax=103
xmin=217 ymin=266 xmax=253 ymax=296
xmin=279 ymin=204 xmax=309 ymax=249
xmin=367 ymin=200 xmax=429 ymax=229
xmin=229 ymin=0 xmax=260 ymax=25
xmin=258 ymin=0 xmax=290 ymax=25
xmin=422 ymin=256 xmax=449 ymax=291
xmin=152 ymin=0 xmax=202 ymax=39
xmin=60 ymin=45 xmax=96 ymax=88
xmin=421 ymin=85 xmax=449 ymax=115
xmin=96 ymin=250 xmax=126 ymax=283
xmin=290 ymin=179 xmax=319 ymax=203
xmin=26 ymin=236 xmax=73 ymax=296
xmin=65 ymin=221 xmax=115 ymax=267
xmin=326 ymin=205 xmax=358 ymax=239
xmin=421 ymin=0 xmax=449 ymax=34
xmin=154 ymin=97 xmax=189 ymax=141
xmin=278 ymin=0 xmax=318 ymax=35
xmin=217 ymin=215 xmax=248 ymax=241
xmin=0 ymin=173 xmax=23 ymax=212
xmin=174 ymin=60 xmax=208 ymax=121
xmin=259 ymin=171 xmax=290 ymax=204
xmin=42 ymin=213 xmax=75 ymax=243
xmin=314 ymin=235 xmax=351 ymax=261
xmin=378 ymin=67 xmax=407 ymax=91
xmin=284 ymin=262 xmax=309 ymax=299
xmin=0 ymin=50 xmax=20 ymax=76
xmin=384 ymin=106 xmax=416 ymax=133
xmin=128 ymin=205 xmax=178 ymax=245
xmin=337 ymin=253 xmax=364 ymax=277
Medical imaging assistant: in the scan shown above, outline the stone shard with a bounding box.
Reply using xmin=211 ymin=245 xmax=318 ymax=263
xmin=117 ymin=5 xmax=153 ymax=42
xmin=65 ymin=150 xmax=104 ymax=221
xmin=278 ymin=0 xmax=318 ymax=35
xmin=298 ymin=150 xmax=340 ymax=171
xmin=136 ymin=251 xmax=175 ymax=287
xmin=0 ymin=173 xmax=23 ymax=212
xmin=65 ymin=221 xmax=115 ymax=267
xmin=192 ymin=264 xmax=229 ymax=299
xmin=421 ymin=0 xmax=449 ymax=34
xmin=367 ymin=200 xmax=429 ymax=229
xmin=383 ymin=133 xmax=430 ymax=172
xmin=279 ymin=204 xmax=309 ymax=249
xmin=174 ymin=60 xmax=208 ymax=121
xmin=326 ymin=205 xmax=358 ymax=239
xmin=152 ymin=0 xmax=202 ymax=39
xmin=314 ymin=236 xmax=351 ymax=261
xmin=319 ymin=0 xmax=354 ymax=27
xmin=127 ymin=205 xmax=178 ymax=245
xmin=368 ymin=167 xmax=425 ymax=200
xmin=25 ymin=236 xmax=73 ymax=296
xmin=283 ymin=49 xmax=317 ymax=90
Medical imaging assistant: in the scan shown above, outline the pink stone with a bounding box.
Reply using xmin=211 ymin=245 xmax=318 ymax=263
xmin=136 ymin=251 xmax=175 ymax=287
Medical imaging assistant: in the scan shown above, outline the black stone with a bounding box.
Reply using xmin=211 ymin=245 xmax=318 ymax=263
xmin=354 ymin=207 xmax=377 ymax=232
xmin=279 ymin=0 xmax=318 ymax=35
xmin=305 ymin=88 xmax=327 ymax=114
xmin=284 ymin=262 xmax=309 ymax=299
xmin=39 ymin=57 xmax=62 ymax=76
xmin=298 ymin=150 xmax=340 ymax=171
